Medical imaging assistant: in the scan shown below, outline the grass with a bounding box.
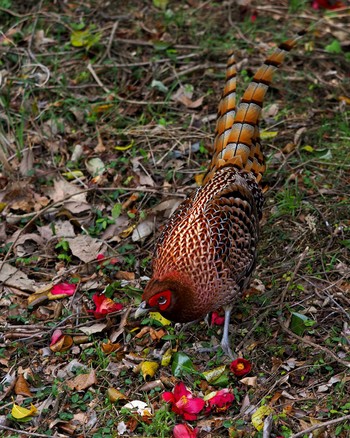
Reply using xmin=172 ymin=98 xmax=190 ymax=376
xmin=0 ymin=0 xmax=349 ymax=437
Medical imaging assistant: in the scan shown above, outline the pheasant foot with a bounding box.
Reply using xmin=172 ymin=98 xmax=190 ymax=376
xmin=220 ymin=305 xmax=236 ymax=359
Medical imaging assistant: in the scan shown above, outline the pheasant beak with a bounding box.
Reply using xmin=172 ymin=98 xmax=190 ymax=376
xmin=134 ymin=301 xmax=151 ymax=319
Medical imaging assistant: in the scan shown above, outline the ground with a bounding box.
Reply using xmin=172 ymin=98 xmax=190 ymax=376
xmin=0 ymin=0 xmax=349 ymax=437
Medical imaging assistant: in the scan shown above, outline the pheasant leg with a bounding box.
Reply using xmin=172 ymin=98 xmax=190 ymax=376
xmin=221 ymin=305 xmax=235 ymax=359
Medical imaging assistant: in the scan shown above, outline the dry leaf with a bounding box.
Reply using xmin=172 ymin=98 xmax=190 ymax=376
xmin=240 ymin=376 xmax=257 ymax=387
xmin=115 ymin=271 xmax=135 ymax=281
xmin=66 ymin=369 xmax=97 ymax=390
xmin=15 ymin=375 xmax=32 ymax=397
xmin=79 ymin=322 xmax=107 ymax=335
xmin=131 ymin=219 xmax=155 ymax=242
xmin=107 ymin=388 xmax=127 ymax=403
xmin=101 ymin=340 xmax=122 ymax=354
xmin=68 ymin=235 xmax=105 ymax=263
xmin=0 ymin=263 xmax=36 ymax=292
xmin=50 ymin=334 xmax=73 ymax=352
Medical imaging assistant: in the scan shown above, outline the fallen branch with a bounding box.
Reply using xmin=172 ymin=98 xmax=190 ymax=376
xmin=289 ymin=413 xmax=350 ymax=438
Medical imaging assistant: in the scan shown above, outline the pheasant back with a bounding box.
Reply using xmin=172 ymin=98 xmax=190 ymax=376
xmin=140 ymin=36 xmax=301 ymax=326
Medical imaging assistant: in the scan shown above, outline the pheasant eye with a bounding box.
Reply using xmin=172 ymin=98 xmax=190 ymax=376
xmin=158 ymin=296 xmax=167 ymax=305
xmin=148 ymin=290 xmax=172 ymax=311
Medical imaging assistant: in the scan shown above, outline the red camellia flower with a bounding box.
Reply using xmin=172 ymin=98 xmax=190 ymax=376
xmin=211 ymin=311 xmax=225 ymax=326
xmin=162 ymin=382 xmax=205 ymax=421
xmin=173 ymin=423 xmax=198 ymax=438
xmin=205 ymin=388 xmax=235 ymax=414
xmin=230 ymin=358 xmax=252 ymax=377
xmin=89 ymin=293 xmax=123 ymax=319
xmin=51 ymin=282 xmax=76 ymax=296
xmin=312 ymin=0 xmax=344 ymax=9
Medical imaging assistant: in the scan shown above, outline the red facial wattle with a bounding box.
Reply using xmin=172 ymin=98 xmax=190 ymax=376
xmin=148 ymin=290 xmax=172 ymax=311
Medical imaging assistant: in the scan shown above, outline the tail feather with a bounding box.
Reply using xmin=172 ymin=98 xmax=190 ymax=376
xmin=204 ymin=36 xmax=301 ymax=185
xmin=210 ymin=51 xmax=237 ymax=171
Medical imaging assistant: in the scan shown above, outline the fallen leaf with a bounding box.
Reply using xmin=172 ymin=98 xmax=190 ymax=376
xmin=0 ymin=263 xmax=36 ymax=292
xmin=240 ymin=376 xmax=257 ymax=387
xmin=149 ymin=312 xmax=171 ymax=326
xmin=115 ymin=271 xmax=135 ymax=281
xmin=66 ymin=369 xmax=97 ymax=390
xmin=14 ymin=375 xmax=32 ymax=397
xmin=251 ymin=406 xmax=274 ymax=431
xmin=11 ymin=403 xmax=37 ymax=420
xmin=141 ymin=361 xmax=159 ymax=380
xmin=68 ymin=235 xmax=105 ymax=263
xmin=131 ymin=219 xmax=155 ymax=242
xmin=161 ymin=348 xmax=173 ymax=367
xmin=107 ymin=388 xmax=127 ymax=403
xmin=86 ymin=157 xmax=106 ymax=177
xmin=101 ymin=340 xmax=122 ymax=354
xmin=50 ymin=334 xmax=73 ymax=352
xmin=202 ymin=365 xmax=227 ymax=384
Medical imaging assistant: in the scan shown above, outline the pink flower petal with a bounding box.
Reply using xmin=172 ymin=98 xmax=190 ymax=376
xmin=50 ymin=329 xmax=64 ymax=346
xmin=211 ymin=311 xmax=225 ymax=326
xmin=206 ymin=388 xmax=234 ymax=413
xmin=173 ymin=423 xmax=198 ymax=438
xmin=89 ymin=293 xmax=123 ymax=319
xmin=51 ymin=282 xmax=76 ymax=296
xmin=174 ymin=382 xmax=191 ymax=399
xmin=162 ymin=392 xmax=175 ymax=403
xmin=183 ymin=397 xmax=205 ymax=415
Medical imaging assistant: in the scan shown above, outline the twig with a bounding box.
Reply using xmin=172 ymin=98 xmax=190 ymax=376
xmin=0 ymin=424 xmax=49 ymax=437
xmin=289 ymin=413 xmax=350 ymax=438
xmin=278 ymin=246 xmax=309 ymax=310
xmin=278 ymin=319 xmax=350 ymax=368
xmin=100 ymin=20 xmax=119 ymax=62
xmin=87 ymin=63 xmax=110 ymax=94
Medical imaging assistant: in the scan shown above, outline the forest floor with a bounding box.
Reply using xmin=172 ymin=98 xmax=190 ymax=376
xmin=0 ymin=1 xmax=349 ymax=437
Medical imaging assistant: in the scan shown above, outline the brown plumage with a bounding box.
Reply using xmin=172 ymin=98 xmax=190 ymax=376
xmin=136 ymin=36 xmax=301 ymax=357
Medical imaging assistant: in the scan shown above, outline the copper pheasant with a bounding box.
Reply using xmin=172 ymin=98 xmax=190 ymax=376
xmin=136 ymin=36 xmax=301 ymax=357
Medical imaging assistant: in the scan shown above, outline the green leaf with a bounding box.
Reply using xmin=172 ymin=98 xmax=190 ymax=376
xmin=290 ymin=312 xmax=314 ymax=336
xmin=112 ymin=203 xmax=122 ymax=219
xmin=70 ymin=28 xmax=101 ymax=49
xmin=325 ymin=40 xmax=342 ymax=54
xmin=202 ymin=365 xmax=226 ymax=383
xmin=153 ymin=0 xmax=169 ymax=10
xmin=171 ymin=352 xmax=195 ymax=377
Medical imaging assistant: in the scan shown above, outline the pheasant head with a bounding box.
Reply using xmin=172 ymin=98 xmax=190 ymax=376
xmin=136 ymin=271 xmax=207 ymax=323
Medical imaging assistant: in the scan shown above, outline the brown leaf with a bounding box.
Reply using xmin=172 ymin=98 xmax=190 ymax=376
xmin=0 ymin=263 xmax=36 ymax=292
xmin=101 ymin=340 xmax=122 ymax=354
xmin=68 ymin=235 xmax=105 ymax=263
xmin=115 ymin=271 xmax=135 ymax=281
xmin=50 ymin=335 xmax=73 ymax=352
xmin=66 ymin=369 xmax=97 ymax=391
xmin=107 ymin=387 xmax=127 ymax=403
xmin=15 ymin=375 xmax=32 ymax=397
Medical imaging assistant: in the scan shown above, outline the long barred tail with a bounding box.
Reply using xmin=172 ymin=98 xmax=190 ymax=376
xmin=210 ymin=51 xmax=237 ymax=173
xmin=204 ymin=35 xmax=302 ymax=185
